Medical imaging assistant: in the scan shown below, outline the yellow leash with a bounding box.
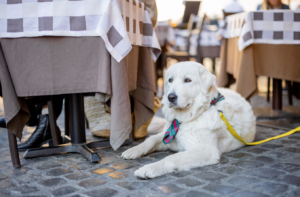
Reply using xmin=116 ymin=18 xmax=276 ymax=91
xmin=219 ymin=112 xmax=300 ymax=145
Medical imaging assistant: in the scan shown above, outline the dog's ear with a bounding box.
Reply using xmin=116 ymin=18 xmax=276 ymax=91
xmin=198 ymin=64 xmax=216 ymax=94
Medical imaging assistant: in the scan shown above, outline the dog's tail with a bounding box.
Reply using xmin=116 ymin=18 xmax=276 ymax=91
xmin=147 ymin=116 xmax=167 ymax=135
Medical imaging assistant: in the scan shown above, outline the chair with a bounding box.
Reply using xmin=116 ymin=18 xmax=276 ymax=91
xmin=162 ymin=14 xmax=206 ymax=67
xmin=176 ymin=1 xmax=201 ymax=30
xmin=8 ymin=96 xmax=62 ymax=168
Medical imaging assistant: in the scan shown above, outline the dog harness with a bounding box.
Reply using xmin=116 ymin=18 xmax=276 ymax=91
xmin=163 ymin=92 xmax=300 ymax=145
xmin=163 ymin=92 xmax=225 ymax=145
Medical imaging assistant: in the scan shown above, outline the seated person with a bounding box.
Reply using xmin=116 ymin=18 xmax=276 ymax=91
xmin=0 ymin=93 xmax=63 ymax=151
xmin=257 ymin=0 xmax=289 ymax=10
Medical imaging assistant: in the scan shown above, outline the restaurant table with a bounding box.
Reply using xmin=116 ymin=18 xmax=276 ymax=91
xmin=218 ymin=10 xmax=300 ymax=110
xmin=0 ymin=0 xmax=161 ymax=165
xmin=0 ymin=37 xmax=156 ymax=162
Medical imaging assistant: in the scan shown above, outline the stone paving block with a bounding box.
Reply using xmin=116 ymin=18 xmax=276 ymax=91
xmin=5 ymin=167 xmax=28 ymax=177
xmin=195 ymin=172 xmax=227 ymax=182
xmin=219 ymin=166 xmax=243 ymax=175
xmin=270 ymin=163 xmax=300 ymax=173
xmin=152 ymin=183 xmax=182 ymax=194
xmin=177 ymin=191 xmax=214 ymax=197
xmin=177 ymin=178 xmax=203 ymax=187
xmin=0 ymin=190 xmax=12 ymax=197
xmin=203 ymin=183 xmax=239 ymax=195
xmin=37 ymin=162 xmax=62 ymax=170
xmin=281 ymin=140 xmax=298 ymax=144
xmin=253 ymin=156 xmax=275 ymax=164
xmin=0 ymin=173 xmax=7 ymax=179
xmin=99 ymin=157 xmax=119 ymax=165
xmin=288 ymin=136 xmax=300 ymax=140
xmin=70 ymin=162 xmax=95 ymax=170
xmin=91 ymin=168 xmax=115 ymax=175
xmin=246 ymin=148 xmax=270 ymax=154
xmin=108 ymin=171 xmax=128 ymax=179
xmin=85 ymin=187 xmax=118 ymax=197
xmin=276 ymin=175 xmax=300 ymax=186
xmin=245 ymin=168 xmax=285 ymax=179
xmin=10 ymin=186 xmax=39 ymax=194
xmin=127 ymin=193 xmax=160 ymax=197
xmin=117 ymin=182 xmax=150 ymax=190
xmin=219 ymin=156 xmax=229 ymax=164
xmin=228 ymin=191 xmax=269 ymax=197
xmin=252 ymin=182 xmax=288 ymax=195
xmin=227 ymin=176 xmax=258 ymax=187
xmin=135 ymin=157 xmax=155 ymax=164
xmin=261 ymin=144 xmax=284 ymax=149
xmin=59 ymin=157 xmax=78 ymax=165
xmin=51 ymin=186 xmax=77 ymax=197
xmin=111 ymin=162 xmax=137 ymax=170
xmin=78 ymin=179 xmax=106 ymax=189
xmin=39 ymin=178 xmax=67 ymax=187
xmin=170 ymin=171 xmax=192 ymax=178
xmin=0 ymin=165 xmax=9 ymax=170
xmin=150 ymin=152 xmax=171 ymax=160
xmin=65 ymin=172 xmax=90 ymax=180
xmin=232 ymin=160 xmax=264 ymax=169
xmin=46 ymin=168 xmax=72 ymax=176
xmin=227 ymin=153 xmax=253 ymax=159
xmin=283 ymin=147 xmax=300 ymax=153
xmin=291 ymin=189 xmax=300 ymax=197
xmin=0 ymin=179 xmax=13 ymax=189
xmin=268 ymin=151 xmax=292 ymax=159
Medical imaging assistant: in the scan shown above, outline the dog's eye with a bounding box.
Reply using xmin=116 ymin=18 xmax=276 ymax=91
xmin=184 ymin=78 xmax=192 ymax=83
xmin=169 ymin=78 xmax=173 ymax=83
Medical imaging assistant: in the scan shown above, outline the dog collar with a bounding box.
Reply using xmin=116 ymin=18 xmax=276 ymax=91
xmin=163 ymin=92 xmax=225 ymax=145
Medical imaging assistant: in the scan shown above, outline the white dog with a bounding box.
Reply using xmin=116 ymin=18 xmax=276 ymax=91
xmin=122 ymin=61 xmax=256 ymax=179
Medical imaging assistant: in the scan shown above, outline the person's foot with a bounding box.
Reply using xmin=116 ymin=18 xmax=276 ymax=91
xmin=18 ymin=114 xmax=59 ymax=151
xmin=0 ymin=117 xmax=6 ymax=128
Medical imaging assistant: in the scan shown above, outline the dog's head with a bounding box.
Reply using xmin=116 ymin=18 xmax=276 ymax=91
xmin=162 ymin=61 xmax=218 ymax=122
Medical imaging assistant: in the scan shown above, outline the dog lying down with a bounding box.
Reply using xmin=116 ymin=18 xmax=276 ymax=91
xmin=122 ymin=61 xmax=256 ymax=179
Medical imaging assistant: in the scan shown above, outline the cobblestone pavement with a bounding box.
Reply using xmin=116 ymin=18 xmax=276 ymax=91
xmin=0 ymin=93 xmax=300 ymax=197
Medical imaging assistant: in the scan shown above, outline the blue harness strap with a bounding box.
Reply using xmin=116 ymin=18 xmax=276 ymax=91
xmin=162 ymin=92 xmax=225 ymax=144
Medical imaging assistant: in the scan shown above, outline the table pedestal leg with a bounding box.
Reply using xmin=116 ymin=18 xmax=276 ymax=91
xmin=272 ymin=78 xmax=282 ymax=110
xmin=23 ymin=93 xmax=132 ymax=162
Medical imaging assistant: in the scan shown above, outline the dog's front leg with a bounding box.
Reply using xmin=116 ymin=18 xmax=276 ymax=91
xmin=122 ymin=131 xmax=169 ymax=160
xmin=134 ymin=147 xmax=220 ymax=179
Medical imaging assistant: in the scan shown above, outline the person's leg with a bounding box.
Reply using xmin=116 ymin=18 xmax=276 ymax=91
xmin=18 ymin=95 xmax=64 ymax=151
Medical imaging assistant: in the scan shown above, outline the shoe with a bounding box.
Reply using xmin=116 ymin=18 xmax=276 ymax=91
xmin=0 ymin=117 xmax=6 ymax=128
xmin=18 ymin=114 xmax=60 ymax=151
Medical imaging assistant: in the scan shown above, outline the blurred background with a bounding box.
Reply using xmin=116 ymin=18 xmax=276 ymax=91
xmin=157 ymin=0 xmax=300 ymax=22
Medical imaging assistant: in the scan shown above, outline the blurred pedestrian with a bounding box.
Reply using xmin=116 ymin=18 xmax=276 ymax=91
xmin=257 ymin=0 xmax=289 ymax=10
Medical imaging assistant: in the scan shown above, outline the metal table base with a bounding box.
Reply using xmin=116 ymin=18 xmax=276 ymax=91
xmin=23 ymin=93 xmax=131 ymax=163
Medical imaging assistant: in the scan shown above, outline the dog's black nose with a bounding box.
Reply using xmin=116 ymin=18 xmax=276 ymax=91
xmin=168 ymin=93 xmax=178 ymax=103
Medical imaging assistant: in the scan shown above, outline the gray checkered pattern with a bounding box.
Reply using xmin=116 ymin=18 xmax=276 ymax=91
xmin=0 ymin=0 xmax=161 ymax=62
xmin=218 ymin=10 xmax=300 ymax=51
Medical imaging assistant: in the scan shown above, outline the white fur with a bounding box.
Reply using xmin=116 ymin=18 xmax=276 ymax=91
xmin=122 ymin=62 xmax=256 ymax=179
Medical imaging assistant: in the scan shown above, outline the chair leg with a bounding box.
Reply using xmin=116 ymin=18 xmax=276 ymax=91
xmin=286 ymin=80 xmax=293 ymax=105
xmin=267 ymin=77 xmax=270 ymax=102
xmin=48 ymin=96 xmax=61 ymax=146
xmin=8 ymin=131 xmax=21 ymax=168
xmin=64 ymin=96 xmax=70 ymax=136
xmin=212 ymin=58 xmax=216 ymax=75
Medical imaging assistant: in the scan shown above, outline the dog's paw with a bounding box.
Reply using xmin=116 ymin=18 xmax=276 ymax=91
xmin=121 ymin=147 xmax=144 ymax=160
xmin=134 ymin=163 xmax=165 ymax=179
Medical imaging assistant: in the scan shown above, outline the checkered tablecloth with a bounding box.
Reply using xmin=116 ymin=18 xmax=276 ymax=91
xmin=0 ymin=0 xmax=160 ymax=62
xmin=218 ymin=10 xmax=300 ymax=51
